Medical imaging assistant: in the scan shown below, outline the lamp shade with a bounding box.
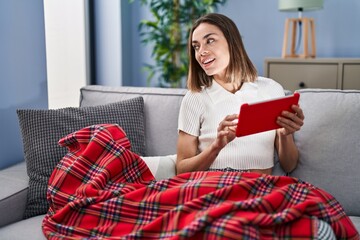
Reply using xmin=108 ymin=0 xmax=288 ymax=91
xmin=279 ymin=0 xmax=323 ymax=11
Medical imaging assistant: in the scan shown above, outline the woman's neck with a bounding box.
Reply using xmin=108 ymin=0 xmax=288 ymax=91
xmin=214 ymin=79 xmax=241 ymax=94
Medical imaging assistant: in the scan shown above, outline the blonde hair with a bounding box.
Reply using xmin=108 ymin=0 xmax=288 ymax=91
xmin=187 ymin=13 xmax=257 ymax=92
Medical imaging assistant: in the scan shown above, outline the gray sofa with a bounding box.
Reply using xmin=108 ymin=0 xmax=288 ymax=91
xmin=0 ymin=85 xmax=359 ymax=239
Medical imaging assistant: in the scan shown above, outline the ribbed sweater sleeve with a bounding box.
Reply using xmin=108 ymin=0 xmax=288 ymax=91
xmin=178 ymin=91 xmax=204 ymax=137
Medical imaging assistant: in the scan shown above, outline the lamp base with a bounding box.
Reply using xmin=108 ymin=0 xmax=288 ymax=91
xmin=282 ymin=17 xmax=316 ymax=58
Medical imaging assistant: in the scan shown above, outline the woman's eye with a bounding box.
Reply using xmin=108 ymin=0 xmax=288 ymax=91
xmin=193 ymin=45 xmax=200 ymax=51
xmin=207 ymin=38 xmax=215 ymax=44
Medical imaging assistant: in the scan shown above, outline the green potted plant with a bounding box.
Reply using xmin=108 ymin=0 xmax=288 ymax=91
xmin=133 ymin=0 xmax=227 ymax=87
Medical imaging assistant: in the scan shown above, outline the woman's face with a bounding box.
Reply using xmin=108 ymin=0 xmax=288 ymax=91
xmin=191 ymin=23 xmax=230 ymax=81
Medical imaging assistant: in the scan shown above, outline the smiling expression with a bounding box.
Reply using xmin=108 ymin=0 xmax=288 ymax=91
xmin=191 ymin=23 xmax=230 ymax=82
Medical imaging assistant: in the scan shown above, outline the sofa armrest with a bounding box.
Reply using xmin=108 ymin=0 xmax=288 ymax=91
xmin=0 ymin=161 xmax=29 ymax=227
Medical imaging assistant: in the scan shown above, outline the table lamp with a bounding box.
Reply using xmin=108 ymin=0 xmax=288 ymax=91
xmin=279 ymin=0 xmax=323 ymax=58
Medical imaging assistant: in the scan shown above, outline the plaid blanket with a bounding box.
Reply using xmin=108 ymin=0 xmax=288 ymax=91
xmin=42 ymin=124 xmax=359 ymax=239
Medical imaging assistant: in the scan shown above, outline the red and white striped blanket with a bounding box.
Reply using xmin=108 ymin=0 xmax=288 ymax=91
xmin=42 ymin=124 xmax=359 ymax=239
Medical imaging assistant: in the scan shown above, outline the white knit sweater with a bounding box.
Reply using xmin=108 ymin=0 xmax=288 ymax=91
xmin=178 ymin=77 xmax=285 ymax=170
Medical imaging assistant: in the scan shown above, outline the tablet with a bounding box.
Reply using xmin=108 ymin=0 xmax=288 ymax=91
xmin=235 ymin=93 xmax=300 ymax=137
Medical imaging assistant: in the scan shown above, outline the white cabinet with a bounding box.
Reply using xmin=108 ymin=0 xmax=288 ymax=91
xmin=264 ymin=58 xmax=360 ymax=92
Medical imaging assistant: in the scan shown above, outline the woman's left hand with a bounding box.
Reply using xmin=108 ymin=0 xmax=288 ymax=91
xmin=277 ymin=105 xmax=305 ymax=136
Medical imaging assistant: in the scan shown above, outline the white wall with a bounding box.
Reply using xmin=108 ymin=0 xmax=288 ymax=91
xmin=43 ymin=0 xmax=90 ymax=109
xmin=93 ymin=0 xmax=122 ymax=86
xmin=125 ymin=0 xmax=360 ymax=85
xmin=0 ymin=0 xmax=48 ymax=169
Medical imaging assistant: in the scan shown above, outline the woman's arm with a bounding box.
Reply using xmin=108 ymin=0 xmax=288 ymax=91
xmin=176 ymin=131 xmax=220 ymax=174
xmin=275 ymin=105 xmax=305 ymax=173
xmin=275 ymin=132 xmax=299 ymax=173
xmin=176 ymin=114 xmax=238 ymax=174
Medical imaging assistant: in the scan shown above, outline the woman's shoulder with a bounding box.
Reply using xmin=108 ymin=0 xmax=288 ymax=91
xmin=182 ymin=89 xmax=207 ymax=107
xmin=255 ymin=76 xmax=285 ymax=97
xmin=255 ymin=76 xmax=284 ymax=90
xmin=255 ymin=76 xmax=283 ymax=88
xmin=180 ymin=89 xmax=207 ymax=116
xmin=183 ymin=88 xmax=207 ymax=101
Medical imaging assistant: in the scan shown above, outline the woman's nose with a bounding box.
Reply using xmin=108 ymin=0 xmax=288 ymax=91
xmin=200 ymin=49 xmax=209 ymax=56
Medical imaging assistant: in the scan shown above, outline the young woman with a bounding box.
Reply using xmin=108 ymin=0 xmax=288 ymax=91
xmin=176 ymin=13 xmax=305 ymax=175
xmin=175 ymin=14 xmax=342 ymax=238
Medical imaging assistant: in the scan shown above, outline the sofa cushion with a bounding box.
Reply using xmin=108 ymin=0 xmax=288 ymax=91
xmin=0 ymin=214 xmax=46 ymax=240
xmin=16 ymin=97 xmax=146 ymax=219
xmin=0 ymin=161 xmax=28 ymax=227
xmin=290 ymin=89 xmax=360 ymax=216
xmin=80 ymin=85 xmax=188 ymax=156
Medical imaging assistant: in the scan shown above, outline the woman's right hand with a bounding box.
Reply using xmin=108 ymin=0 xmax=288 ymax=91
xmin=176 ymin=113 xmax=238 ymax=174
xmin=213 ymin=114 xmax=238 ymax=150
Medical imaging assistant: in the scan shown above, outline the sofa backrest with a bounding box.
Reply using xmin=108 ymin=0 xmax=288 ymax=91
xmin=80 ymin=86 xmax=360 ymax=215
xmin=80 ymin=85 xmax=187 ymax=157
xmin=290 ymin=89 xmax=360 ymax=216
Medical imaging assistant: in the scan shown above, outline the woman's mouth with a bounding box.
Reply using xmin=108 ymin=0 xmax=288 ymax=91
xmin=202 ymin=58 xmax=215 ymax=67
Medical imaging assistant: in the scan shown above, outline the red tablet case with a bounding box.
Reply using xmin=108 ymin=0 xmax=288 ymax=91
xmin=235 ymin=93 xmax=300 ymax=137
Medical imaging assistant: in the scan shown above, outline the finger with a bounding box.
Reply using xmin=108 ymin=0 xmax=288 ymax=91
xmin=217 ymin=126 xmax=230 ymax=134
xmin=218 ymin=116 xmax=238 ymax=131
xmin=281 ymin=111 xmax=304 ymax=126
xmin=224 ymin=114 xmax=238 ymax=121
xmin=291 ymin=105 xmax=305 ymax=120
xmin=223 ymin=126 xmax=236 ymax=134
xmin=228 ymin=125 xmax=236 ymax=132
xmin=277 ymin=116 xmax=301 ymax=131
xmin=217 ymin=130 xmax=228 ymax=138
